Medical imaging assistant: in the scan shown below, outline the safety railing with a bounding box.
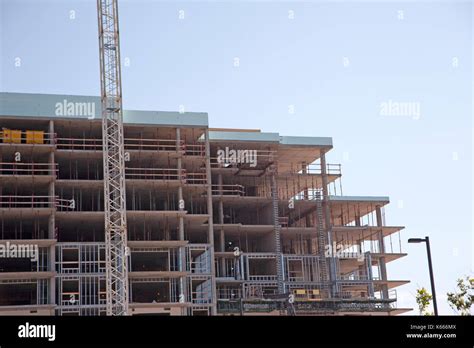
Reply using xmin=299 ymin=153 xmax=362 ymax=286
xmin=278 ymin=216 xmax=289 ymax=226
xmin=210 ymin=150 xmax=276 ymax=168
xmin=248 ymin=275 xmax=278 ymax=281
xmin=125 ymin=167 xmax=185 ymax=181
xmin=211 ymin=184 xmax=245 ymax=196
xmin=292 ymin=188 xmax=324 ymax=201
xmin=334 ymin=289 xmax=396 ymax=303
xmin=124 ymin=168 xmax=207 ymax=184
xmin=185 ymin=172 xmax=207 ymax=185
xmin=0 ymin=195 xmax=56 ymax=208
xmin=245 ymin=253 xmax=277 ymax=259
xmin=337 ymin=273 xmax=372 ymax=281
xmin=56 ymin=136 xmax=203 ymax=154
xmin=0 ymin=162 xmax=58 ymax=176
xmin=292 ymin=163 xmax=342 ymax=175
xmin=217 ymin=288 xmax=243 ymax=300
xmin=210 ymin=158 xmax=234 ymax=169
xmin=184 ymin=143 xmax=205 ymax=156
xmin=124 ymin=138 xmax=184 ymax=152
xmin=56 ymin=198 xmax=76 ymax=210
xmin=56 ymin=137 xmax=102 ymax=151
xmin=212 ymin=184 xmax=273 ymax=198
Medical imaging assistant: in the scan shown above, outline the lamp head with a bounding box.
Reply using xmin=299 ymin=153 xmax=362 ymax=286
xmin=408 ymin=238 xmax=426 ymax=244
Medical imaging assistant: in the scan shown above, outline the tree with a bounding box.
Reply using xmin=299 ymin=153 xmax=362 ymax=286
xmin=447 ymin=276 xmax=474 ymax=316
xmin=415 ymin=287 xmax=433 ymax=316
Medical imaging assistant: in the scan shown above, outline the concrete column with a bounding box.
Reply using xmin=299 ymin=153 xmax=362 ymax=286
xmin=302 ymin=161 xmax=315 ymax=253
xmin=176 ymin=128 xmax=186 ymax=314
xmin=204 ymin=129 xmax=217 ymax=315
xmin=376 ymin=205 xmax=389 ymax=300
xmin=354 ymin=214 xmax=361 ymax=256
xmin=177 ymin=128 xmax=184 ymax=240
xmin=217 ymin=173 xmax=225 ymax=276
xmin=48 ymin=120 xmax=56 ymax=307
xmin=366 ymin=253 xmax=375 ymax=297
xmin=302 ymin=162 xmax=312 ymax=228
xmin=355 ymin=215 xmax=361 ymax=227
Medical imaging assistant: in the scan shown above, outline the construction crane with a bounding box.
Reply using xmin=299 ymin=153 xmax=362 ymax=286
xmin=97 ymin=0 xmax=129 ymax=316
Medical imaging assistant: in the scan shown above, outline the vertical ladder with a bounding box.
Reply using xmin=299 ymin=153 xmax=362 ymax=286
xmin=270 ymin=169 xmax=284 ymax=295
xmin=315 ymin=190 xmax=329 ymax=294
xmin=97 ymin=0 xmax=129 ymax=316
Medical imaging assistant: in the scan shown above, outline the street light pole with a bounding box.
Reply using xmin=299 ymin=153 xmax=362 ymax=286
xmin=424 ymin=237 xmax=438 ymax=316
xmin=408 ymin=236 xmax=438 ymax=316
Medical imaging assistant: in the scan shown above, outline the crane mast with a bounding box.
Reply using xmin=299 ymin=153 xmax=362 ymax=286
xmin=97 ymin=0 xmax=129 ymax=316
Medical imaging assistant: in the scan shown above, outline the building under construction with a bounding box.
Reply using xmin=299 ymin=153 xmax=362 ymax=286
xmin=0 ymin=92 xmax=409 ymax=316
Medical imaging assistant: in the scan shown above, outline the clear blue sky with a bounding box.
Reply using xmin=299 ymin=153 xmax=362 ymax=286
xmin=0 ymin=0 xmax=472 ymax=314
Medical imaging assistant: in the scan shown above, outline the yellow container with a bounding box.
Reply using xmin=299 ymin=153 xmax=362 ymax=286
xmin=3 ymin=129 xmax=22 ymax=143
xmin=26 ymin=130 xmax=44 ymax=144
xmin=2 ymin=129 xmax=11 ymax=143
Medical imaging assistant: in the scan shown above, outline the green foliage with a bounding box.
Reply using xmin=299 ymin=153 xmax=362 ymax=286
xmin=447 ymin=276 xmax=474 ymax=316
xmin=415 ymin=287 xmax=433 ymax=316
